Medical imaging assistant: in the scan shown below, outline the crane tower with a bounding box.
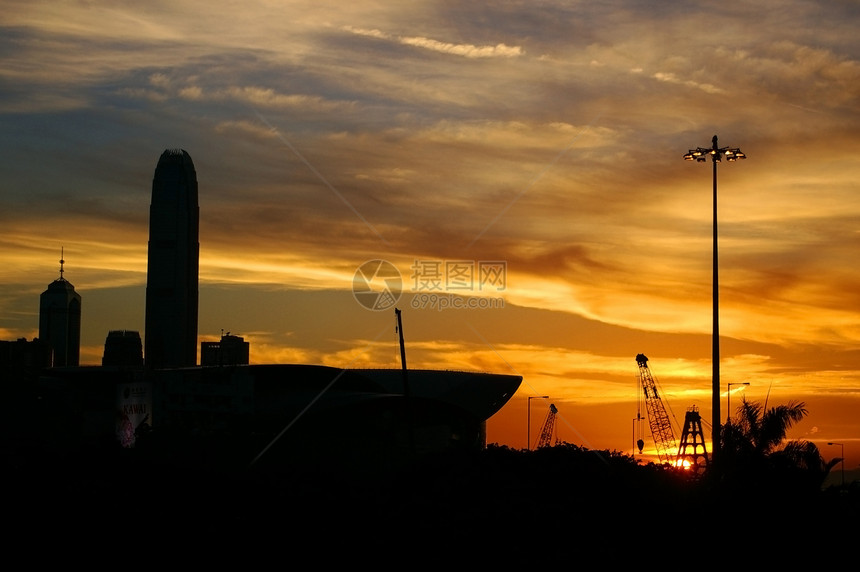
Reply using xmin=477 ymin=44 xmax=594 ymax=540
xmin=635 ymin=354 xmax=678 ymax=465
xmin=676 ymin=406 xmax=709 ymax=476
xmin=536 ymin=403 xmax=559 ymax=449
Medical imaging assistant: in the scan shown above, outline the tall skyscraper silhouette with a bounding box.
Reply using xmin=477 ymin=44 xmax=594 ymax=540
xmin=39 ymin=250 xmax=81 ymax=367
xmin=144 ymin=149 xmax=199 ymax=368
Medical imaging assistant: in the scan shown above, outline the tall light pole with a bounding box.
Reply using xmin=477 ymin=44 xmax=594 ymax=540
xmin=684 ymin=135 xmax=746 ymax=469
xmin=726 ymin=382 xmax=750 ymax=421
xmin=527 ymin=395 xmax=549 ymax=450
xmin=827 ymin=442 xmax=845 ymax=489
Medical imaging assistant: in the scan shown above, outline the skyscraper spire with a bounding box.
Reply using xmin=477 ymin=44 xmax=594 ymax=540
xmin=59 ymin=247 xmax=65 ymax=280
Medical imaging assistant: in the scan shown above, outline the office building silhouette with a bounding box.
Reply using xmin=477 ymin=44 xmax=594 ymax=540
xmin=39 ymin=251 xmax=81 ymax=367
xmin=201 ymin=333 xmax=250 ymax=366
xmin=144 ymin=149 xmax=199 ymax=368
xmin=102 ymin=330 xmax=143 ymax=367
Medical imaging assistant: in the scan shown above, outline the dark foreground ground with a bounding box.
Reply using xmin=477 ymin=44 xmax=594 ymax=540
xmin=6 ymin=440 xmax=857 ymax=565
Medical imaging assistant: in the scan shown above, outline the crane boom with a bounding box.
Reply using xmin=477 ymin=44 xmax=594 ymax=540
xmin=536 ymin=403 xmax=559 ymax=449
xmin=635 ymin=354 xmax=678 ymax=465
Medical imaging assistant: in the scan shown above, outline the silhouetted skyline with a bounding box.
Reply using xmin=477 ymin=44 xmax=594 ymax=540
xmin=1 ymin=1 xmax=858 ymax=470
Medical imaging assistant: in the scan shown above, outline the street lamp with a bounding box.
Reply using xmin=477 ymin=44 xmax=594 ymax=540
xmin=726 ymin=382 xmax=750 ymax=421
xmin=527 ymin=395 xmax=549 ymax=451
xmin=684 ymin=134 xmax=746 ymax=468
xmin=827 ymin=442 xmax=845 ymax=489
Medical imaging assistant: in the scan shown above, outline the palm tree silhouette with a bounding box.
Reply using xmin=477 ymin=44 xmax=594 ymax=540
xmin=720 ymin=397 xmax=838 ymax=493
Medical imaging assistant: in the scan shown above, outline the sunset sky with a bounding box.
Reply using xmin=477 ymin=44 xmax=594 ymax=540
xmin=1 ymin=1 xmax=858 ymax=474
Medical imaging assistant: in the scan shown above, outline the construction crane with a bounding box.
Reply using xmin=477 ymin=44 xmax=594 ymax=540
xmin=676 ymin=406 xmax=709 ymax=476
xmin=635 ymin=354 xmax=678 ymax=465
xmin=535 ymin=403 xmax=559 ymax=449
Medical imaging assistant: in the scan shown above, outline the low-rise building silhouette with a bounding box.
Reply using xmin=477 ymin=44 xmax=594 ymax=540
xmin=102 ymin=330 xmax=143 ymax=367
xmin=0 ymin=337 xmax=52 ymax=371
xmin=201 ymin=333 xmax=250 ymax=366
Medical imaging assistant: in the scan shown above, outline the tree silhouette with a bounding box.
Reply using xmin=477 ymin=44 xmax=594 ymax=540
xmin=720 ymin=397 xmax=837 ymax=495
